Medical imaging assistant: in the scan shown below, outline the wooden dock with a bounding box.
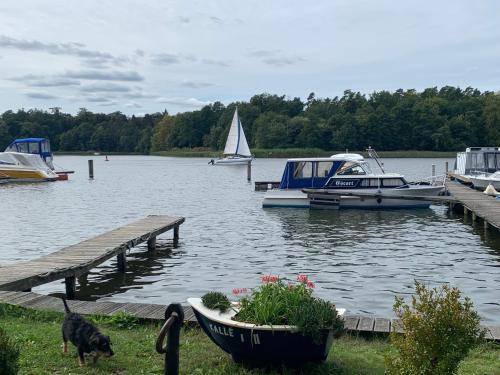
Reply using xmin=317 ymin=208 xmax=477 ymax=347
xmin=446 ymin=181 xmax=500 ymax=230
xmin=0 ymin=215 xmax=184 ymax=298
xmin=0 ymin=290 xmax=498 ymax=341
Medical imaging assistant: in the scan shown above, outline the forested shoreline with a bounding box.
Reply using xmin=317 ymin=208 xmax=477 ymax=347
xmin=1 ymin=86 xmax=499 ymax=153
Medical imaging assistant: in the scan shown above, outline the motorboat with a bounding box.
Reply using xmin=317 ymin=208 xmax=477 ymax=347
xmin=211 ymin=109 xmax=253 ymax=165
xmin=453 ymin=147 xmax=500 ymax=189
xmin=262 ymin=153 xmax=365 ymax=208
xmin=5 ymin=138 xmax=73 ymax=179
xmin=0 ymin=152 xmax=59 ymax=182
xmin=304 ymin=149 xmax=444 ymax=209
xmin=469 ymin=171 xmax=500 ymax=190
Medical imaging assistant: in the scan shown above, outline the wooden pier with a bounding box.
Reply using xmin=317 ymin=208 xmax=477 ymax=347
xmin=0 ymin=215 xmax=184 ymax=299
xmin=0 ymin=290 xmax=498 ymax=341
xmin=446 ymin=181 xmax=500 ymax=230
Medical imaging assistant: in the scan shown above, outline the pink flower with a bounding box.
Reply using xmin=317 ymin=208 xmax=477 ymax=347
xmin=260 ymin=275 xmax=279 ymax=283
xmin=306 ymin=281 xmax=315 ymax=289
xmin=296 ymin=274 xmax=308 ymax=283
xmin=232 ymin=287 xmax=248 ymax=295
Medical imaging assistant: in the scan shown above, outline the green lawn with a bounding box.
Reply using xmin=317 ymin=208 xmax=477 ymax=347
xmin=1 ymin=304 xmax=498 ymax=374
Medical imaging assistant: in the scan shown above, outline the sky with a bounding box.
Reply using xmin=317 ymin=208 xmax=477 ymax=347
xmin=0 ymin=0 xmax=499 ymax=115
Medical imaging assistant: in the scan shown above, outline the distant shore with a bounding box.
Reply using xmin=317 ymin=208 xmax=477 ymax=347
xmin=54 ymin=149 xmax=457 ymax=158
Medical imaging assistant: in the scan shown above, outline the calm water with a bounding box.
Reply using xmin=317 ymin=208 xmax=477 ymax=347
xmin=1 ymin=156 xmax=500 ymax=324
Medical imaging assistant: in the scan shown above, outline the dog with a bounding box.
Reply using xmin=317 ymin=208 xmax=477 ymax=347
xmin=61 ymin=297 xmax=114 ymax=366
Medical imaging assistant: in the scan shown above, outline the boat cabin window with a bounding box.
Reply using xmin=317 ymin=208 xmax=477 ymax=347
xmin=28 ymin=142 xmax=40 ymax=153
xmin=16 ymin=143 xmax=28 ymax=153
xmin=41 ymin=140 xmax=50 ymax=153
xmin=337 ymin=161 xmax=366 ymax=175
xmin=315 ymin=161 xmax=334 ymax=177
xmin=359 ymin=178 xmax=379 ymax=187
xmin=293 ymin=161 xmax=313 ymax=179
xmin=381 ymin=178 xmax=406 ymax=188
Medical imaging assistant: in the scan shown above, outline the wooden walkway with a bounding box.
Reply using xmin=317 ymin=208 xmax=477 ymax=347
xmin=0 ymin=215 xmax=184 ymax=298
xmin=0 ymin=291 xmax=498 ymax=341
xmin=447 ymin=181 xmax=500 ymax=230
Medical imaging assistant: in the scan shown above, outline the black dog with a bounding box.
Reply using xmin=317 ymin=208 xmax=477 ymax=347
xmin=62 ymin=297 xmax=114 ymax=366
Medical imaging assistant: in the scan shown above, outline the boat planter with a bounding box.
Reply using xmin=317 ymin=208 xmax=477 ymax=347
xmin=188 ymin=297 xmax=345 ymax=365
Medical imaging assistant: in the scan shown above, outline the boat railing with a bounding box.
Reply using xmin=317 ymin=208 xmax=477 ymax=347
xmin=410 ymin=174 xmax=446 ymax=187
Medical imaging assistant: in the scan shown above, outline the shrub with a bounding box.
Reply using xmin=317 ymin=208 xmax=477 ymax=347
xmin=202 ymin=291 xmax=231 ymax=312
xmin=0 ymin=326 xmax=19 ymax=375
xmin=385 ymin=281 xmax=486 ymax=375
xmin=233 ymin=275 xmax=344 ymax=343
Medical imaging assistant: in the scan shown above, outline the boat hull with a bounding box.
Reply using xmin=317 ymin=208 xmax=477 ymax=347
xmin=213 ymin=156 xmax=252 ymax=165
xmin=188 ymin=298 xmax=337 ymax=364
xmin=0 ymin=167 xmax=58 ymax=182
xmin=469 ymin=176 xmax=500 ymax=190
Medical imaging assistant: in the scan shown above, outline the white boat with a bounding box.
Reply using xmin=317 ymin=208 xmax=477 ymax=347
xmin=469 ymin=171 xmax=500 ymax=190
xmin=262 ymin=153 xmax=366 ymax=208
xmin=0 ymin=152 xmax=59 ymax=182
xmin=263 ymin=150 xmax=444 ymax=209
xmin=212 ymin=109 xmax=252 ymax=165
xmin=453 ymin=147 xmax=500 ymax=189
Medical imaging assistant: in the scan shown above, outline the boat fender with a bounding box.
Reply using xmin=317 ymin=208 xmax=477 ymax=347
xmin=377 ymin=197 xmax=382 ymax=204
xmin=208 ymin=159 xmax=215 ymax=165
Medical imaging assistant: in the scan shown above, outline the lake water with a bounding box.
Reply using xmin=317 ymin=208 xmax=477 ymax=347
xmin=1 ymin=155 xmax=500 ymax=324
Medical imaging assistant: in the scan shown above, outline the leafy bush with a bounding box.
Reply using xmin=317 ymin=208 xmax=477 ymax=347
xmin=385 ymin=281 xmax=486 ymax=375
xmin=0 ymin=326 xmax=19 ymax=375
xmin=233 ymin=275 xmax=344 ymax=343
xmin=202 ymin=291 xmax=231 ymax=312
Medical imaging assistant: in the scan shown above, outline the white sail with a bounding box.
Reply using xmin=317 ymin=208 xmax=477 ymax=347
xmin=223 ymin=109 xmax=251 ymax=157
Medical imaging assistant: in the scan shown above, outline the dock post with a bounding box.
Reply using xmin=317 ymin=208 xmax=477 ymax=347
xmin=445 ymin=161 xmax=449 ymax=174
xmin=247 ymin=161 xmax=252 ymax=181
xmin=148 ymin=236 xmax=156 ymax=251
xmin=472 ymin=212 xmax=477 ymax=223
xmin=117 ymin=252 xmax=126 ymax=272
xmin=484 ymin=220 xmax=489 ymax=230
xmin=173 ymin=225 xmax=179 ymax=248
xmin=431 ymin=164 xmax=436 ymax=184
xmin=88 ymin=159 xmax=94 ymax=179
xmin=464 ymin=206 xmax=468 ymax=218
xmin=65 ymin=276 xmax=76 ymax=299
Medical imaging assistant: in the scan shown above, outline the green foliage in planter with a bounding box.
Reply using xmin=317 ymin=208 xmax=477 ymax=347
xmin=0 ymin=326 xmax=19 ymax=375
xmin=202 ymin=291 xmax=231 ymax=312
xmin=234 ymin=279 xmax=344 ymax=343
xmin=385 ymin=281 xmax=486 ymax=375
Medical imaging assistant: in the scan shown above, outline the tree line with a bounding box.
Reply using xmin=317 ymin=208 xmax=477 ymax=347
xmin=1 ymin=86 xmax=499 ymax=153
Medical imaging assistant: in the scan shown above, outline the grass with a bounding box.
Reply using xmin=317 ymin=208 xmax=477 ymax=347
xmin=151 ymin=148 xmax=457 ymax=158
xmin=1 ymin=304 xmax=498 ymax=374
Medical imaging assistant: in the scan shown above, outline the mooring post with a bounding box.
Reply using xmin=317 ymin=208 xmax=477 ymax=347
xmin=431 ymin=164 xmax=436 ymax=184
xmin=445 ymin=161 xmax=449 ymax=174
xmin=117 ymin=252 xmax=126 ymax=272
xmin=464 ymin=206 xmax=468 ymax=218
xmin=173 ymin=226 xmax=179 ymax=248
xmin=472 ymin=212 xmax=477 ymax=223
xmin=88 ymin=159 xmax=94 ymax=179
xmin=156 ymin=303 xmax=185 ymax=375
xmin=65 ymin=276 xmax=76 ymax=299
xmin=148 ymin=236 xmax=157 ymax=251
xmin=247 ymin=160 xmax=251 ymax=181
xmin=484 ymin=220 xmax=489 ymax=230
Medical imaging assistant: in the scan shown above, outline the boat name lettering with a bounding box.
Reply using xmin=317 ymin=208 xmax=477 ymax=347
xmin=333 ymin=180 xmax=356 ymax=186
xmin=209 ymin=323 xmax=234 ymax=337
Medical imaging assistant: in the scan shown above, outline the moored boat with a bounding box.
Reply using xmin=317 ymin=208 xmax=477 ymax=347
xmin=211 ymin=109 xmax=253 ymax=165
xmin=453 ymin=147 xmax=500 ymax=188
xmin=0 ymin=152 xmax=59 ymax=182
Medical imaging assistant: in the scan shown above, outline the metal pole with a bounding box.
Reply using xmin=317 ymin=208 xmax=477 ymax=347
xmin=431 ymin=164 xmax=436 ymax=185
xmin=445 ymin=161 xmax=449 ymax=174
xmin=247 ymin=160 xmax=252 ymax=182
xmin=88 ymin=160 xmax=94 ymax=179
xmin=156 ymin=304 xmax=184 ymax=375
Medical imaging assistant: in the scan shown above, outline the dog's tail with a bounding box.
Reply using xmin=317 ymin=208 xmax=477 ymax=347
xmin=62 ymin=297 xmax=71 ymax=314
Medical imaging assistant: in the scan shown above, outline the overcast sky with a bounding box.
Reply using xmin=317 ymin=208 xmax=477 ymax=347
xmin=0 ymin=0 xmax=499 ymax=115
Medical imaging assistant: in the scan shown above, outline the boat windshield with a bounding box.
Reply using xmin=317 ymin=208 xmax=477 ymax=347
xmin=336 ymin=161 xmax=371 ymax=175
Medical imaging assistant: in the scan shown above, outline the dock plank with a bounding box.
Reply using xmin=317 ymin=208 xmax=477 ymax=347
xmin=373 ymin=318 xmax=391 ymax=333
xmin=344 ymin=315 xmax=360 ymax=331
xmin=358 ymin=316 xmax=375 ymax=332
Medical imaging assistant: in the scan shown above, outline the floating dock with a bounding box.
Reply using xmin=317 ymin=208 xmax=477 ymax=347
xmin=0 ymin=215 xmax=184 ymax=298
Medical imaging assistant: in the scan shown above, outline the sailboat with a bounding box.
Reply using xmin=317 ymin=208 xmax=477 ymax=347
xmin=212 ymin=109 xmax=253 ymax=165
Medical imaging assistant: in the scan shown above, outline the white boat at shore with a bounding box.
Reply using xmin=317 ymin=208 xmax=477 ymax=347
xmin=211 ymin=109 xmax=252 ymax=165
xmin=0 ymin=152 xmax=59 ymax=182
xmin=453 ymin=147 xmax=500 ymax=189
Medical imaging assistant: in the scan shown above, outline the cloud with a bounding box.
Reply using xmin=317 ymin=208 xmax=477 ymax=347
xmin=9 ymin=74 xmax=81 ymax=87
xmin=155 ymin=96 xmax=211 ymax=108
xmin=0 ymin=35 xmax=122 ymax=66
xmin=151 ymin=53 xmax=181 ymax=65
xmin=210 ymin=16 xmax=222 ymax=24
xmin=25 ymin=92 xmax=59 ymax=99
xmin=262 ymin=56 xmax=306 ymax=66
xmin=249 ymin=49 xmax=281 ymax=58
xmin=202 ymin=58 xmax=229 ymax=67
xmin=179 ymin=16 xmax=190 ymax=24
xmin=80 ymin=82 xmax=132 ymax=92
xmin=63 ymin=70 xmax=144 ymax=81
xmin=125 ymin=101 xmax=142 ymax=108
xmin=86 ymin=96 xmax=113 ymax=103
xmin=180 ymin=80 xmax=214 ymax=88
